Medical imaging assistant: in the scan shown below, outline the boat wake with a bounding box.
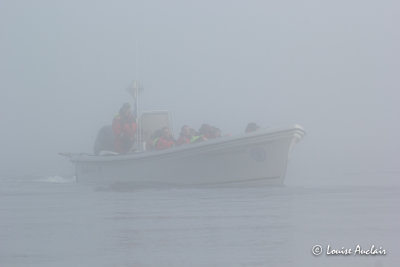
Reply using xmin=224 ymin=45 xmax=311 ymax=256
xmin=36 ymin=175 xmax=76 ymax=184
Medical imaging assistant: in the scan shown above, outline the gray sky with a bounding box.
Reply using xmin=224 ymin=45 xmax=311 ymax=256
xmin=1 ymin=0 xmax=399 ymax=183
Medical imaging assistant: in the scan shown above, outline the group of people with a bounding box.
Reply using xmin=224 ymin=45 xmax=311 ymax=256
xmin=106 ymin=103 xmax=260 ymax=154
xmin=149 ymin=123 xmax=223 ymax=151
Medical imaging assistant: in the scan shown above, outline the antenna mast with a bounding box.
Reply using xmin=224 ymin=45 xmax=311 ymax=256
xmin=127 ymin=80 xmax=144 ymax=151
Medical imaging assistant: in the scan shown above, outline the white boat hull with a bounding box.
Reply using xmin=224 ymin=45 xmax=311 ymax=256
xmin=68 ymin=125 xmax=305 ymax=187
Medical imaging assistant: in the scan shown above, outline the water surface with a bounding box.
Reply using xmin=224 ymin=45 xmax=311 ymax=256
xmin=0 ymin=176 xmax=398 ymax=266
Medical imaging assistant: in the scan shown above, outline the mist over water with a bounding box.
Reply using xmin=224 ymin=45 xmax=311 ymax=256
xmin=1 ymin=0 xmax=399 ymax=182
xmin=1 ymin=177 xmax=399 ymax=267
xmin=1 ymin=0 xmax=399 ymax=266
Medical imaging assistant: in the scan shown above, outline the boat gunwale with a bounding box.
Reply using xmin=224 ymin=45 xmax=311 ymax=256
xmin=69 ymin=125 xmax=305 ymax=163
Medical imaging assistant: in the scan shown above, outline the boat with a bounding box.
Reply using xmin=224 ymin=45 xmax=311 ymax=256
xmin=63 ymin=124 xmax=305 ymax=187
xmin=61 ymin=81 xmax=305 ymax=187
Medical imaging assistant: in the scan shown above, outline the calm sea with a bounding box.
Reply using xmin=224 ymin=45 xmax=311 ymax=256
xmin=0 ymin=175 xmax=399 ymax=267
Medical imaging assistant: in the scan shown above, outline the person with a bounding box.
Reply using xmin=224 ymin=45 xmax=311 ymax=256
xmin=198 ymin=124 xmax=212 ymax=139
xmin=93 ymin=125 xmax=113 ymax=155
xmin=189 ymin=128 xmax=197 ymax=138
xmin=190 ymin=125 xmax=208 ymax=143
xmin=154 ymin=127 xmax=175 ymax=150
xmin=176 ymin=125 xmax=192 ymax=146
xmin=209 ymin=127 xmax=221 ymax=139
xmin=245 ymin=122 xmax=260 ymax=133
xmin=147 ymin=129 xmax=162 ymax=151
xmin=112 ymin=103 xmax=137 ymax=153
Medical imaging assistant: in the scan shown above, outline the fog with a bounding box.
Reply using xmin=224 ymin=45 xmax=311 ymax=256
xmin=1 ymin=2 xmax=400 ymax=266
xmin=1 ymin=0 xmax=399 ymax=185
